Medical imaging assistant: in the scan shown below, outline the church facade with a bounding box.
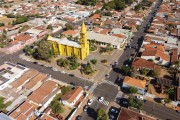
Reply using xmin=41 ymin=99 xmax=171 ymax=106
xmin=47 ymin=22 xmax=89 ymax=60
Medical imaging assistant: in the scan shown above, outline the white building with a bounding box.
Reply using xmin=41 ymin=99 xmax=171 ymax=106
xmin=0 ymin=62 xmax=28 ymax=90
xmin=87 ymin=31 xmax=126 ymax=49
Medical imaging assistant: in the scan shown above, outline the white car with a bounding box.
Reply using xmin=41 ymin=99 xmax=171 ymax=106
xmin=98 ymin=97 xmax=104 ymax=102
xmin=61 ymin=71 xmax=66 ymax=74
xmin=83 ymin=105 xmax=88 ymax=112
xmin=136 ymin=95 xmax=144 ymax=100
xmin=87 ymin=99 xmax=93 ymax=105
xmin=53 ymin=68 xmax=58 ymax=71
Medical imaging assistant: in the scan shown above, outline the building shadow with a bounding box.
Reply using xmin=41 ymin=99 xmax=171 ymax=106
xmin=86 ymin=107 xmax=97 ymax=120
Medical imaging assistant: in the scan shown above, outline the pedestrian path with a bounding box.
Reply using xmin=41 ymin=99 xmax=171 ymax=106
xmin=103 ymin=80 xmax=117 ymax=87
xmin=91 ymin=96 xmax=109 ymax=106
xmin=89 ymin=82 xmax=98 ymax=93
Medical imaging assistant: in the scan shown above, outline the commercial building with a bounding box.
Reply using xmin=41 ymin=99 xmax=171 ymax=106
xmin=0 ymin=62 xmax=28 ymax=90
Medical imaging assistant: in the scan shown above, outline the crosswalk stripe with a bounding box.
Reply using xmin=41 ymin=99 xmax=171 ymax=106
xmin=91 ymin=96 xmax=109 ymax=106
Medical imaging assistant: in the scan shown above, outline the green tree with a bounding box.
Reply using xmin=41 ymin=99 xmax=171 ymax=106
xmin=147 ymin=59 xmax=153 ymax=62
xmin=165 ymin=87 xmax=174 ymax=96
xmin=128 ymin=97 xmax=143 ymax=110
xmin=61 ymin=86 xmax=72 ymax=95
xmin=82 ymin=62 xmax=95 ymax=75
xmin=0 ymin=96 xmax=11 ymax=112
xmin=129 ymin=86 xmax=138 ymax=94
xmin=163 ymin=98 xmax=172 ymax=105
xmin=91 ymin=59 xmax=97 ymax=65
xmin=0 ymin=23 xmax=5 ymax=27
xmin=121 ymin=65 xmax=131 ymax=75
xmin=97 ymin=108 xmax=108 ymax=120
xmin=47 ymin=25 xmax=53 ymax=30
xmin=148 ymin=70 xmax=158 ymax=77
xmin=57 ymin=58 xmax=70 ymax=68
xmin=76 ymin=0 xmax=97 ymax=6
xmin=65 ymin=23 xmax=75 ymax=30
xmin=140 ymin=68 xmax=150 ymax=76
xmin=36 ymin=41 xmax=54 ymax=61
xmin=50 ymin=100 xmax=64 ymax=115
xmin=24 ymin=45 xmax=34 ymax=56
xmin=69 ymin=61 xmax=80 ymax=70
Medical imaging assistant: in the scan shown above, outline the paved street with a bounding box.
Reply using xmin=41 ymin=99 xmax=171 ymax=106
xmin=0 ymin=51 xmax=93 ymax=89
xmin=107 ymin=0 xmax=162 ymax=83
xmin=80 ymin=82 xmax=119 ymax=119
xmin=143 ymin=101 xmax=180 ymax=120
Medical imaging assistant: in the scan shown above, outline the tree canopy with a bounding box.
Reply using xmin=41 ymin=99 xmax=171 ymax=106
xmin=36 ymin=41 xmax=54 ymax=61
xmin=128 ymin=97 xmax=143 ymax=110
xmin=129 ymin=86 xmax=138 ymax=94
xmin=76 ymin=0 xmax=97 ymax=6
xmin=97 ymin=108 xmax=108 ymax=120
xmin=82 ymin=62 xmax=95 ymax=75
xmin=50 ymin=100 xmax=64 ymax=115
xmin=103 ymin=0 xmax=130 ymax=10
xmin=0 ymin=96 xmax=11 ymax=112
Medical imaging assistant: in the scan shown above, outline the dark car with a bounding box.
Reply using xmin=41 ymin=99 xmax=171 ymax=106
xmin=120 ymin=98 xmax=129 ymax=108
xmin=70 ymin=82 xmax=76 ymax=86
xmin=76 ymin=115 xmax=82 ymax=120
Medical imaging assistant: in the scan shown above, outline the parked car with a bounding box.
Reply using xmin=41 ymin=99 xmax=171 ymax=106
xmin=83 ymin=105 xmax=88 ymax=112
xmin=70 ymin=82 xmax=76 ymax=86
xmin=87 ymin=99 xmax=93 ymax=105
xmin=52 ymin=68 xmax=58 ymax=71
xmin=136 ymin=95 xmax=144 ymax=100
xmin=76 ymin=115 xmax=82 ymax=120
xmin=109 ymin=114 xmax=115 ymax=120
xmin=110 ymin=108 xmax=118 ymax=114
xmin=105 ymin=74 xmax=110 ymax=78
xmin=98 ymin=97 xmax=104 ymax=102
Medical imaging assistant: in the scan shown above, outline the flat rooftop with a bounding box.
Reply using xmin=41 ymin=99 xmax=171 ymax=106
xmin=0 ymin=62 xmax=28 ymax=86
xmin=10 ymin=69 xmax=39 ymax=89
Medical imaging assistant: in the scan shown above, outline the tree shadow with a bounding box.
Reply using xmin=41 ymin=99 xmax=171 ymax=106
xmin=153 ymin=97 xmax=162 ymax=103
xmin=86 ymin=107 xmax=97 ymax=120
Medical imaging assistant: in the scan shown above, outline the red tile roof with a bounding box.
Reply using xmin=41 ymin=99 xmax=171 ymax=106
xmin=132 ymin=58 xmax=155 ymax=69
xmin=62 ymin=86 xmax=83 ymax=103
xmin=28 ymin=80 xmax=58 ymax=105
xmin=10 ymin=34 xmax=33 ymax=45
xmin=143 ymin=44 xmax=165 ymax=52
xmin=90 ymin=14 xmax=100 ymax=19
xmin=141 ymin=50 xmax=170 ymax=61
xmin=10 ymin=101 xmax=35 ymax=120
xmin=117 ymin=108 xmax=155 ymax=120
xmin=62 ymin=30 xmax=78 ymax=36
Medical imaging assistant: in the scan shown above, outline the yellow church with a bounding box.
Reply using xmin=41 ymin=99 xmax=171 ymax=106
xmin=47 ymin=22 xmax=89 ymax=60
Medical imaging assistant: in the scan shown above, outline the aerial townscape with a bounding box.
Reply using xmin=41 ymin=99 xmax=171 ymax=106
xmin=0 ymin=0 xmax=180 ymax=120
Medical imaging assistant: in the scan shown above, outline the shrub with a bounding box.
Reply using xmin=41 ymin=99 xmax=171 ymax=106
xmin=91 ymin=59 xmax=97 ymax=65
xmin=101 ymin=59 xmax=107 ymax=63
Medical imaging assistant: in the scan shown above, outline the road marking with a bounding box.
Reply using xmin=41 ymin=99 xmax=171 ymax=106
xmin=91 ymin=96 xmax=109 ymax=106
xmin=89 ymin=82 xmax=98 ymax=93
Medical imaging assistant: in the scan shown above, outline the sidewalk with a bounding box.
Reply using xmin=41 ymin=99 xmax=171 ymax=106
xmin=71 ymin=94 xmax=93 ymax=120
xmin=145 ymin=93 xmax=178 ymax=109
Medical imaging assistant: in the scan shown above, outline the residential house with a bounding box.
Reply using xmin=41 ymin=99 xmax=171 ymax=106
xmin=9 ymin=100 xmax=36 ymax=120
xmin=132 ymin=58 xmax=161 ymax=71
xmin=28 ymin=80 xmax=59 ymax=111
xmin=62 ymin=30 xmax=79 ymax=37
xmin=117 ymin=107 xmax=155 ymax=120
xmin=122 ymin=76 xmax=147 ymax=95
xmin=141 ymin=50 xmax=170 ymax=66
xmin=61 ymin=86 xmax=83 ymax=108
